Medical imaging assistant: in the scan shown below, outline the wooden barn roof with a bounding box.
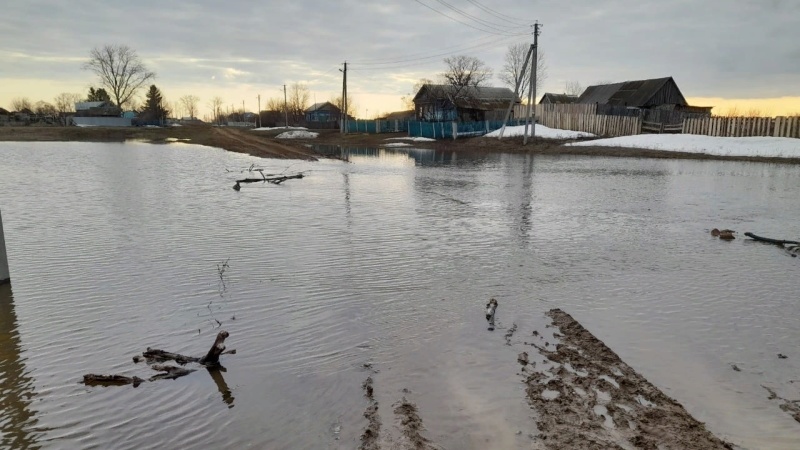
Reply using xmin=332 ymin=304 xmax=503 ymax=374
xmin=577 ymin=77 xmax=687 ymax=107
xmin=413 ymin=84 xmax=520 ymax=110
xmin=539 ymin=93 xmax=578 ymax=104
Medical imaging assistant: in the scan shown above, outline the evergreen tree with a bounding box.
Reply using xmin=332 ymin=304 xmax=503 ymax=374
xmin=139 ymin=85 xmax=169 ymax=123
xmin=87 ymin=87 xmax=111 ymax=102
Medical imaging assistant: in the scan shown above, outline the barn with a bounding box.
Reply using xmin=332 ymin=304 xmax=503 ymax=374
xmin=577 ymin=76 xmax=712 ymax=122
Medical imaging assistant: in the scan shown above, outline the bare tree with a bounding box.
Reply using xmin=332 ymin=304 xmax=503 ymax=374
xmin=53 ymin=92 xmax=82 ymax=126
xmin=208 ymin=96 xmax=224 ymax=124
xmin=442 ymin=55 xmax=493 ymax=88
xmin=83 ymin=44 xmax=155 ymax=108
xmin=499 ymin=43 xmax=546 ymax=101
xmin=180 ymin=95 xmax=200 ymax=119
xmin=564 ymin=81 xmax=583 ymax=97
xmin=331 ymin=94 xmax=356 ymax=118
xmin=287 ymin=83 xmax=310 ymax=122
xmin=34 ymin=101 xmax=57 ymax=117
xmin=401 ymin=78 xmax=433 ymax=110
xmin=11 ymin=97 xmax=32 ymax=111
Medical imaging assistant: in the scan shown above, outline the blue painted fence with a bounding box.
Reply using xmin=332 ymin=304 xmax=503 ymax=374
xmin=346 ymin=119 xmax=525 ymax=139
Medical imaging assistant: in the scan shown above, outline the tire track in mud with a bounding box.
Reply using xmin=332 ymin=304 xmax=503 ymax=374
xmin=358 ymin=372 xmax=438 ymax=450
xmin=360 ymin=377 xmax=381 ymax=450
xmin=521 ymin=308 xmax=733 ymax=450
xmin=212 ymin=128 xmax=317 ymax=160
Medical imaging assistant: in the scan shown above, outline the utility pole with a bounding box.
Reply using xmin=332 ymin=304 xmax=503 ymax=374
xmin=283 ymin=84 xmax=289 ymax=128
xmin=256 ymin=94 xmax=261 ymax=128
xmin=497 ymin=44 xmax=533 ymax=139
xmin=340 ymin=61 xmax=347 ymax=134
xmin=523 ymin=21 xmax=541 ymax=145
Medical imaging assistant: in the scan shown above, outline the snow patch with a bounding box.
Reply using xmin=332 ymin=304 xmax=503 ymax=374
xmin=252 ymin=126 xmax=308 ymax=131
xmin=385 ymin=137 xmax=436 ymax=142
xmin=381 ymin=142 xmax=412 ymax=147
xmin=566 ymin=134 xmax=800 ymax=158
xmin=485 ymin=124 xmax=596 ymax=139
xmin=275 ymin=130 xmax=319 ymax=139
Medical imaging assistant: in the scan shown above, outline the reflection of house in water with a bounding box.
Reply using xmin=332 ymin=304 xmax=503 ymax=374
xmin=308 ymin=145 xmax=458 ymax=166
xmin=0 ymin=284 xmax=39 ymax=449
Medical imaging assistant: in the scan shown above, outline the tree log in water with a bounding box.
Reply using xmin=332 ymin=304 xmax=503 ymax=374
xmin=83 ymin=331 xmax=235 ymax=387
xmin=83 ymin=374 xmax=145 ymax=387
xmin=233 ymin=173 xmax=304 ymax=190
xmin=745 ymin=232 xmax=800 ymax=257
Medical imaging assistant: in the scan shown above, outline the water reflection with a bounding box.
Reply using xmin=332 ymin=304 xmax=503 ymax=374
xmin=207 ymin=367 xmax=234 ymax=408
xmin=0 ymin=283 xmax=40 ymax=449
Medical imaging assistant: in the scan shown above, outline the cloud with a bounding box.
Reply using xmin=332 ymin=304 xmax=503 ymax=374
xmin=1 ymin=0 xmax=798 ymax=115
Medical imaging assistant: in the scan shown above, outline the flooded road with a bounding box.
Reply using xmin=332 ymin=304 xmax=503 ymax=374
xmin=1 ymin=141 xmax=799 ymax=449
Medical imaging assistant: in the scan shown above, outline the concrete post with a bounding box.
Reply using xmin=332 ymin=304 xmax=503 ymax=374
xmin=0 ymin=209 xmax=9 ymax=284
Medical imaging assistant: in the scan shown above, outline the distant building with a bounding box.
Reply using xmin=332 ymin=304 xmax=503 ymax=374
xmin=576 ymin=76 xmax=712 ymax=114
xmin=0 ymin=107 xmax=9 ymax=125
xmin=378 ymin=110 xmax=415 ymax=121
xmin=304 ymin=102 xmax=345 ymax=129
xmin=74 ymin=101 xmax=122 ymax=117
xmin=412 ymin=84 xmax=520 ymax=122
xmin=305 ymin=102 xmax=342 ymax=123
xmin=539 ymin=93 xmax=578 ymax=104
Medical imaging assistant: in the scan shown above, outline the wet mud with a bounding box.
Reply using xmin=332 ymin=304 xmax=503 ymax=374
xmin=523 ymin=308 xmax=733 ymax=449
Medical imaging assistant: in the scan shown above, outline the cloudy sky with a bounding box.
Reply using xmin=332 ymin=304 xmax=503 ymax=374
xmin=1 ymin=0 xmax=799 ymax=117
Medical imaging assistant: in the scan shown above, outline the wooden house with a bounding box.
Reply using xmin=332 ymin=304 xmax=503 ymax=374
xmin=0 ymin=107 xmax=9 ymax=125
xmin=539 ymin=93 xmax=577 ymax=104
xmin=305 ymin=102 xmax=342 ymax=124
xmin=413 ymin=84 xmax=520 ymax=122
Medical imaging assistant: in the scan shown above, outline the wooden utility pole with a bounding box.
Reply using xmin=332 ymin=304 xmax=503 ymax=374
xmin=283 ymin=84 xmax=289 ymax=128
xmin=256 ymin=94 xmax=261 ymax=128
xmin=340 ymin=61 xmax=347 ymax=134
xmin=524 ymin=21 xmax=541 ymax=145
xmin=498 ymin=44 xmax=533 ymax=139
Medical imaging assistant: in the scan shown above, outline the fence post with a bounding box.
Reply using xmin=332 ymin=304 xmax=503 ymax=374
xmin=0 ymin=209 xmax=9 ymax=284
xmin=452 ymin=121 xmax=457 ymax=140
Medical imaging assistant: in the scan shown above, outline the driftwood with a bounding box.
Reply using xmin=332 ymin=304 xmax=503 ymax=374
xmin=745 ymin=232 xmax=800 ymax=257
xmin=233 ymin=173 xmax=304 ymax=190
xmin=83 ymin=374 xmax=145 ymax=387
xmin=149 ymin=364 xmax=196 ymax=381
xmin=199 ymin=330 xmax=230 ymax=366
xmin=744 ymin=232 xmax=800 ymax=246
xmin=83 ymin=331 xmax=235 ymax=387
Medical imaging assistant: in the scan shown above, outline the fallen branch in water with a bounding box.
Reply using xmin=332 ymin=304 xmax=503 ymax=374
xmin=83 ymin=374 xmax=145 ymax=387
xmin=745 ymin=232 xmax=800 ymax=257
xmin=233 ymin=173 xmax=304 ymax=190
xmin=82 ymin=331 xmax=236 ymax=387
xmin=744 ymin=232 xmax=800 ymax=246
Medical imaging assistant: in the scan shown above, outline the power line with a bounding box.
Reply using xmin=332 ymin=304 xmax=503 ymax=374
xmin=465 ymin=0 xmax=531 ymax=26
xmin=349 ymin=34 xmax=525 ymax=67
xmin=348 ymin=37 xmax=527 ymax=72
xmin=432 ymin=0 xmax=526 ymax=33
xmin=413 ymin=0 xmax=521 ymax=36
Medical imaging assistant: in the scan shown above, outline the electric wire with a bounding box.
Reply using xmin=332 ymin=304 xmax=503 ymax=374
xmin=413 ymin=0 xmax=521 ymax=36
xmin=432 ymin=0 xmax=526 ymax=32
xmin=465 ymin=0 xmax=532 ymax=26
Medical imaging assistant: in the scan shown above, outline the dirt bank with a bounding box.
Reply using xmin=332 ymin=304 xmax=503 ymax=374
xmin=3 ymin=125 xmax=799 ymax=164
xmin=523 ymin=309 xmax=733 ymax=449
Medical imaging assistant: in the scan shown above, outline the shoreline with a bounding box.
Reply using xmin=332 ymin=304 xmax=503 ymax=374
xmin=1 ymin=125 xmax=799 ymax=164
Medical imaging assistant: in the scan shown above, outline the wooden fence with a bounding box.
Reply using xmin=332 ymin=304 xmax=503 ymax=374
xmin=682 ymin=116 xmax=800 ymax=138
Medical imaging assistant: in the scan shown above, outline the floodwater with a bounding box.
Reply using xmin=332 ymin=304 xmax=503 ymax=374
xmin=1 ymin=141 xmax=799 ymax=449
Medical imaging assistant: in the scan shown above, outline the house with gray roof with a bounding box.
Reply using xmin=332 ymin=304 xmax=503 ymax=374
xmin=413 ymin=84 xmax=521 ymax=122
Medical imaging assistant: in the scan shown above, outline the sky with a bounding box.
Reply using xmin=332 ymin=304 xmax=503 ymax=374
xmin=1 ymin=0 xmax=799 ymax=118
